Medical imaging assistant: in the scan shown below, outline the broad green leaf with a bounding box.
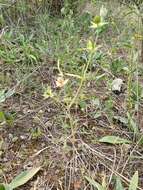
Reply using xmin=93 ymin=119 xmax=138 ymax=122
xmin=85 ymin=176 xmax=105 ymax=190
xmin=9 ymin=167 xmax=41 ymax=189
xmin=0 ymin=184 xmax=11 ymax=190
xmin=99 ymin=136 xmax=131 ymax=144
xmin=127 ymin=113 xmax=139 ymax=134
xmin=0 ymin=184 xmax=5 ymax=190
xmin=116 ymin=177 xmax=124 ymax=190
xmin=129 ymin=171 xmax=138 ymax=190
xmin=4 ymin=184 xmax=12 ymax=190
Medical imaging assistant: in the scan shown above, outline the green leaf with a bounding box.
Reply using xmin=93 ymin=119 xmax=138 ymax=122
xmin=0 ymin=184 xmax=11 ymax=190
xmin=0 ymin=111 xmax=5 ymax=123
xmin=5 ymin=89 xmax=15 ymax=99
xmin=0 ymin=88 xmax=15 ymax=103
xmin=116 ymin=177 xmax=124 ymax=190
xmin=79 ymin=100 xmax=86 ymax=110
xmin=87 ymin=40 xmax=93 ymax=51
xmin=85 ymin=176 xmax=105 ymax=190
xmin=0 ymin=184 xmax=5 ymax=190
xmin=9 ymin=167 xmax=41 ymax=189
xmin=99 ymin=136 xmax=131 ymax=144
xmin=127 ymin=113 xmax=139 ymax=134
xmin=0 ymin=90 xmax=6 ymax=103
xmin=3 ymin=112 xmax=14 ymax=127
xmin=95 ymin=73 xmax=106 ymax=81
xmin=28 ymin=54 xmax=37 ymax=62
xmin=129 ymin=171 xmax=138 ymax=190
xmin=4 ymin=184 xmax=12 ymax=190
xmin=43 ymin=86 xmax=53 ymax=99
xmin=113 ymin=116 xmax=128 ymax=126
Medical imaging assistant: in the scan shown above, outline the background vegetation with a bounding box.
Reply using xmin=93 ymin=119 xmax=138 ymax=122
xmin=0 ymin=0 xmax=143 ymax=189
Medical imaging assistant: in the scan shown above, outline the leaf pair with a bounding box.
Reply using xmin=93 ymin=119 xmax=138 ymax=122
xmin=85 ymin=171 xmax=138 ymax=190
xmin=116 ymin=171 xmax=138 ymax=190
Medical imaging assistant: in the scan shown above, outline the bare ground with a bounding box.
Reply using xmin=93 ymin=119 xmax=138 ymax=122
xmin=0 ymin=60 xmax=143 ymax=190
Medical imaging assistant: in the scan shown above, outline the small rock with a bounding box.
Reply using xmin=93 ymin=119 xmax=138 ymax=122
xmin=20 ymin=135 xmax=27 ymax=140
xmin=111 ymin=78 xmax=123 ymax=95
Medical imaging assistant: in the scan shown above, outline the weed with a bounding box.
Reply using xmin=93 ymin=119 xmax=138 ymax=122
xmin=0 ymin=1 xmax=143 ymax=189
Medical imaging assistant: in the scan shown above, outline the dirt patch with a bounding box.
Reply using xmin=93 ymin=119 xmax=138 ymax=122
xmin=0 ymin=62 xmax=143 ymax=189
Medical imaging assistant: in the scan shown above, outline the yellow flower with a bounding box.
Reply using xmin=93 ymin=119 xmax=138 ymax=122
xmin=43 ymin=86 xmax=53 ymax=99
xmin=90 ymin=21 xmax=107 ymax=29
xmin=56 ymin=77 xmax=69 ymax=88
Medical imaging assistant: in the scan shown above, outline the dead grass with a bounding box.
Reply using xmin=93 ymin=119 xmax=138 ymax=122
xmin=0 ymin=60 xmax=143 ymax=189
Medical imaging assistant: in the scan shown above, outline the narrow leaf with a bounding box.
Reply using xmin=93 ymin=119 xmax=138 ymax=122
xmin=0 ymin=111 xmax=5 ymax=123
xmin=127 ymin=113 xmax=139 ymax=134
xmin=129 ymin=171 xmax=138 ymax=190
xmin=85 ymin=176 xmax=105 ymax=190
xmin=9 ymin=167 xmax=41 ymax=189
xmin=99 ymin=136 xmax=131 ymax=144
xmin=0 ymin=90 xmax=6 ymax=103
xmin=5 ymin=88 xmax=15 ymax=99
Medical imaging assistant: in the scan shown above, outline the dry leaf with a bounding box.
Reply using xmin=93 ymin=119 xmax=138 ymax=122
xmin=56 ymin=77 xmax=69 ymax=88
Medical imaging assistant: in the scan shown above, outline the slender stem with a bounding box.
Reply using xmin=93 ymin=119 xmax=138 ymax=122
xmin=67 ymin=52 xmax=93 ymax=110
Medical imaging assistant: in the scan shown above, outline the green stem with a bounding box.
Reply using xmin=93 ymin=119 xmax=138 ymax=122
xmin=68 ymin=52 xmax=93 ymax=110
